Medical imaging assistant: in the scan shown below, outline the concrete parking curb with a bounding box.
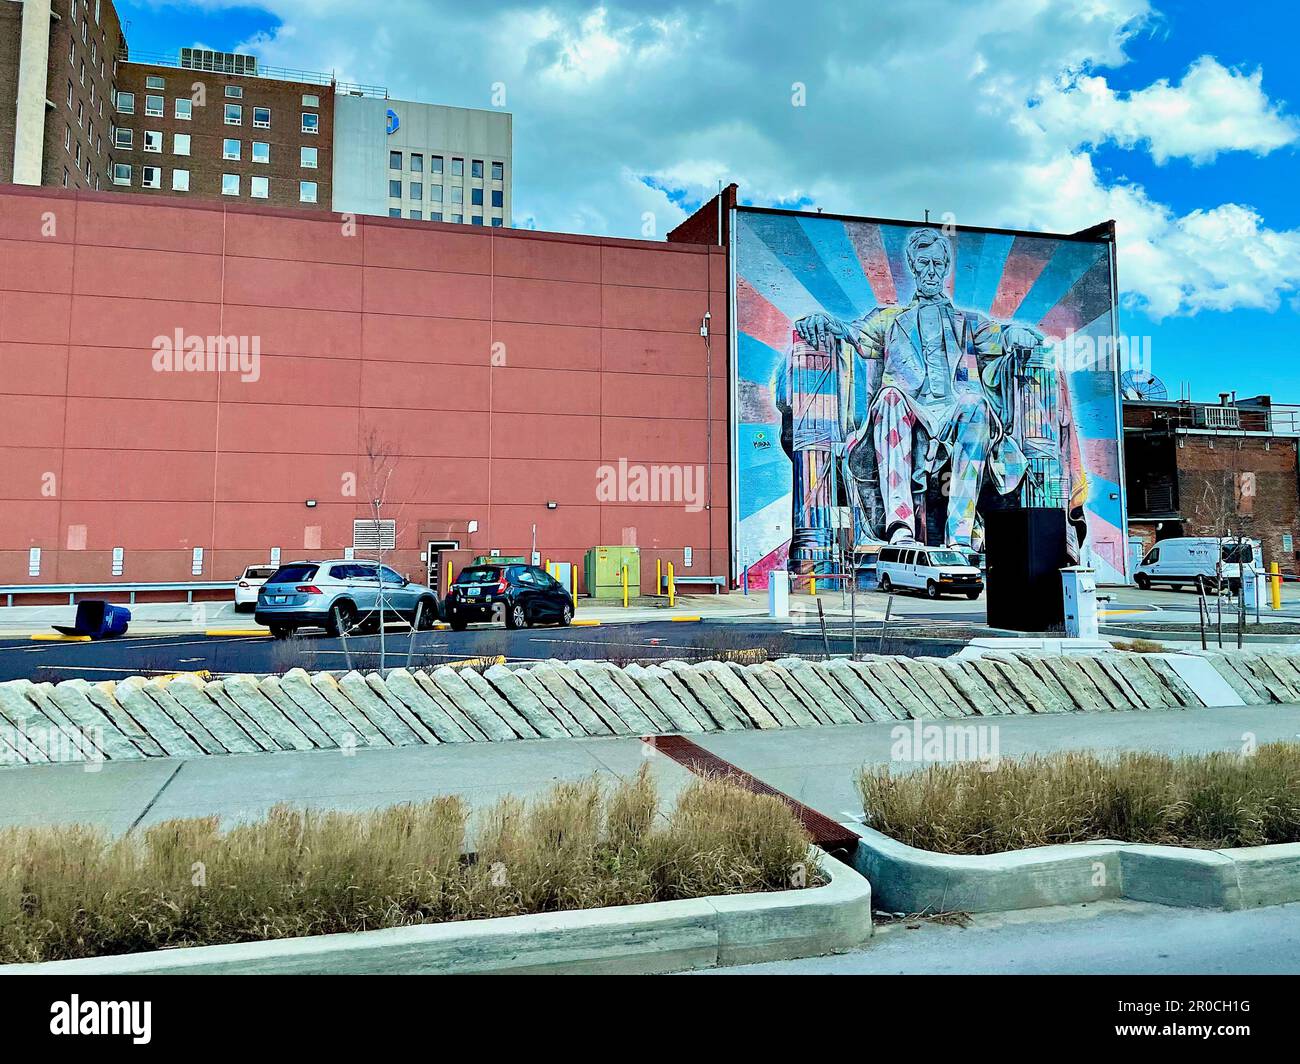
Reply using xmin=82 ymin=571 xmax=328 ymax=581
xmin=1 ymin=848 xmax=871 ymax=975
xmin=851 ymin=826 xmax=1300 ymax=914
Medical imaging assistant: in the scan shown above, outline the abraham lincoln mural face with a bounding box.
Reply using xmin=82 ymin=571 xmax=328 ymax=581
xmin=731 ymin=210 xmax=1125 ymax=585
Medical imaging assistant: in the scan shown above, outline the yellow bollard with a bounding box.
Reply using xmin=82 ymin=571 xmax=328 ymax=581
xmin=668 ymin=562 xmax=675 ymax=608
xmin=657 ymin=558 xmax=663 ymax=597
xmin=446 ymin=563 xmax=455 ymax=597
xmin=1271 ymin=561 xmax=1282 ymax=610
xmin=810 ymin=575 xmax=817 ymax=596
xmin=622 ymin=564 xmax=629 ymax=608
xmin=571 ymin=564 xmax=578 ymax=608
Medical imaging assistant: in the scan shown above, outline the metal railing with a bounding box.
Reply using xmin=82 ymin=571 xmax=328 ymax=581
xmin=0 ymin=581 xmax=235 ymax=608
xmin=1135 ymin=403 xmax=1300 ymax=436
xmin=118 ymin=50 xmax=388 ymax=98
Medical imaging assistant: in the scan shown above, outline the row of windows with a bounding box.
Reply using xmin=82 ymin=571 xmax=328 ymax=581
xmin=388 ymin=209 xmax=504 ymax=227
xmin=111 ymin=165 xmax=319 ymax=202
xmin=112 ymin=129 xmax=319 ymax=168
xmin=114 ymin=92 xmax=321 ymax=134
xmin=387 ymin=181 xmax=503 ymax=207
xmin=388 ymin=153 xmax=504 ymax=181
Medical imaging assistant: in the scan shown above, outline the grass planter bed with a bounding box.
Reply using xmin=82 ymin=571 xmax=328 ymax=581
xmin=852 ymin=744 xmax=1300 ymax=914
xmin=0 ymin=770 xmax=873 ymax=973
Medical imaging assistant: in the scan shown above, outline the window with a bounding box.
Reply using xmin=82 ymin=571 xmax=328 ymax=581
xmin=389 ymin=208 xmax=401 ymax=217
xmin=491 ymin=217 xmax=504 ymax=227
xmin=62 ymin=167 xmax=69 ymax=188
xmin=389 ymin=151 xmax=402 ymax=170
xmin=224 ymin=103 xmax=242 ymax=125
xmin=472 ymin=215 xmax=484 ymax=226
xmin=143 ymin=130 xmax=162 ymax=153
xmin=302 ymin=93 xmax=319 ymax=108
xmin=141 ymin=165 xmax=161 ymax=189
xmin=430 ymin=155 xmax=443 ymax=174
xmin=301 ymin=112 xmax=319 ymax=134
xmin=67 ymin=80 xmax=73 ymax=108
xmin=222 ymin=173 xmax=239 ymax=196
xmin=253 ymin=106 xmax=270 ymax=128
xmin=410 ymin=182 xmax=422 ymax=200
xmin=430 ymin=212 xmax=443 ymax=222
xmin=410 ymin=154 xmax=423 ymax=173
xmin=174 ymin=98 xmax=192 ymax=120
xmin=451 ymin=157 xmax=463 ymax=177
xmin=172 ymin=168 xmax=190 ymax=191
xmin=225 ymin=85 xmax=243 ymax=98
xmin=112 ymin=162 xmax=130 ymax=185
xmin=471 ymin=187 xmax=483 ymax=206
xmin=491 ymin=189 xmax=504 ymax=208
xmin=173 ymin=132 xmax=190 ymax=155
xmin=116 ymin=91 xmax=134 ymax=113
xmin=79 ymin=60 xmax=85 ymax=86
xmin=471 ymin=159 xmax=483 ymax=178
xmin=223 ymin=138 xmax=240 ymax=160
xmin=113 ymin=127 xmax=132 ymax=149
xmin=451 ymin=214 xmax=463 ymax=224
xmin=252 ymin=141 xmax=270 ymax=164
xmin=299 ymin=180 xmax=317 ymax=203
xmin=145 ymin=75 xmax=165 ymax=90
xmin=64 ymin=124 xmax=71 ymax=150
xmin=76 ymin=101 xmax=83 ymax=127
xmin=144 ymin=95 xmax=163 ymax=116
xmin=250 ymin=175 xmax=269 ymax=199
xmin=492 ymin=161 xmax=503 ymax=180
xmin=409 ymin=210 xmax=422 ymax=219
xmin=429 ymin=185 xmax=442 ymax=203
xmin=300 ymin=146 xmax=317 ymax=168
xmin=451 ymin=186 xmax=463 ymax=204
xmin=388 ymin=179 xmax=401 ymax=198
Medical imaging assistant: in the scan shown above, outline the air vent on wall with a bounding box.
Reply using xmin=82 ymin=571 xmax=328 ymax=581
xmin=353 ymin=519 xmax=396 ymax=551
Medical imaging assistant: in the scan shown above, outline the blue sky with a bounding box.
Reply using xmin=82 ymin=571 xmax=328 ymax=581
xmin=116 ymin=1 xmax=1298 ymax=403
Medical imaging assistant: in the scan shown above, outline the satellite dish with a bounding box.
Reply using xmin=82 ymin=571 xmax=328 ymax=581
xmin=1121 ymin=370 xmax=1167 ymax=401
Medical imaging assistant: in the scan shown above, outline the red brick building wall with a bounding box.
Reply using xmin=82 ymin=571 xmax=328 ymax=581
xmin=0 ymin=184 xmax=729 ymax=596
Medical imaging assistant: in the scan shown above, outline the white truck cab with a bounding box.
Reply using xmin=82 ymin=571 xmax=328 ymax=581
xmin=1133 ymin=536 xmax=1262 ymax=593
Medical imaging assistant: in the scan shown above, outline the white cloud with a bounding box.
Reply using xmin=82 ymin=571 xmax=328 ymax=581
xmin=208 ymin=0 xmax=1299 ymax=318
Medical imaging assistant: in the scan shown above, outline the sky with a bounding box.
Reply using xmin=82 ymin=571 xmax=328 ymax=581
xmin=115 ymin=0 xmax=1299 ymax=402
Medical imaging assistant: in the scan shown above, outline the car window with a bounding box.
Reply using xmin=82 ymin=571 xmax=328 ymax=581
xmin=505 ymin=566 xmax=527 ymax=584
xmin=244 ymin=567 xmax=276 ymax=579
xmin=1142 ymin=548 xmax=1159 ymax=564
xmin=380 ymin=566 xmax=405 ymax=584
xmin=516 ymin=568 xmax=540 ymax=586
xmin=351 ymin=564 xmax=379 ymax=580
xmin=268 ymin=564 xmax=317 ymax=583
xmin=458 ymin=567 xmax=500 ymax=584
xmin=1222 ymin=543 xmax=1253 ymax=565
xmin=929 ymin=551 xmax=966 ymax=566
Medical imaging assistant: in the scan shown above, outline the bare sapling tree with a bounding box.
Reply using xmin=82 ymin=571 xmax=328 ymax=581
xmin=1192 ymin=440 xmax=1255 ymax=650
xmin=359 ymin=429 xmax=416 ymax=672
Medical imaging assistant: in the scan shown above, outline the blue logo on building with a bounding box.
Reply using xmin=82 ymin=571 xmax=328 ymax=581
xmin=386 ymin=109 xmax=400 ymax=135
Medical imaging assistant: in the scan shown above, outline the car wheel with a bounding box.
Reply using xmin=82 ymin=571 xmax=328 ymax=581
xmin=965 ymin=590 xmax=980 ymax=600
xmin=325 ymin=601 xmax=356 ymax=638
xmin=415 ymin=598 xmax=438 ymax=630
xmin=879 ymin=574 xmax=893 ymax=593
xmin=270 ymin=624 xmax=294 ymax=640
xmin=1170 ymin=584 xmax=1182 ymax=592
xmin=559 ymin=603 xmax=573 ymax=627
xmin=505 ymin=602 xmax=527 ymax=630
xmin=1135 ymin=574 xmax=1151 ymax=590
xmin=448 ymin=612 xmax=468 ymax=632
xmin=925 ymin=580 xmax=940 ymax=599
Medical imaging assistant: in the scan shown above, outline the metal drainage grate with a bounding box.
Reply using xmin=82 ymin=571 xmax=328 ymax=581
xmin=643 ymin=734 xmax=861 ymax=863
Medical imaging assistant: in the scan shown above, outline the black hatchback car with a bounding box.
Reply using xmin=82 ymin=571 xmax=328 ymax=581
xmin=444 ymin=564 xmax=575 ymax=630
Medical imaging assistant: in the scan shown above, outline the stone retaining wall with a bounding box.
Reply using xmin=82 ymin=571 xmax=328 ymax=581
xmin=2 ymin=650 xmax=1298 ymax=765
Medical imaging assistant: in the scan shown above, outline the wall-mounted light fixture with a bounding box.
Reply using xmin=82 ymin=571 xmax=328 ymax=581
xmin=305 ymin=499 xmax=318 ymax=508
xmin=546 ymin=501 xmax=558 ymax=510
xmin=699 ymin=311 xmax=711 ymax=338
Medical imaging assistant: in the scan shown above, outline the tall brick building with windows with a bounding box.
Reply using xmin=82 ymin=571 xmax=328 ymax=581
xmin=1124 ymin=395 xmax=1300 ymax=574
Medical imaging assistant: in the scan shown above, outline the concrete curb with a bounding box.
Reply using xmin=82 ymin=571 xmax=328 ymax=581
xmin=1 ymin=848 xmax=871 ymax=975
xmin=851 ymin=826 xmax=1300 ymax=914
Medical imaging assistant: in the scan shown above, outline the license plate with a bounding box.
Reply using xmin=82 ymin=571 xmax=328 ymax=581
xmin=272 ymin=595 xmax=286 ymax=603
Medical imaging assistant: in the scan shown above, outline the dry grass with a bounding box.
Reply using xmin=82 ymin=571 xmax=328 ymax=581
xmin=1109 ymin=638 xmax=1165 ymax=654
xmin=0 ymin=768 xmax=816 ymax=964
xmin=858 ymin=743 xmax=1300 ymax=855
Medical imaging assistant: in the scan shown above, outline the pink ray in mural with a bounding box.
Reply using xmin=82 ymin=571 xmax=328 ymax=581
xmin=846 ymin=224 xmax=897 ymax=307
xmin=990 ymin=238 xmax=1059 ymax=321
xmin=736 ymin=276 xmax=793 ymax=353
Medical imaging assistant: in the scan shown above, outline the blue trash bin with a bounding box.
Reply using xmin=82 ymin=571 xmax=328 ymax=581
xmin=52 ymin=600 xmax=131 ymax=639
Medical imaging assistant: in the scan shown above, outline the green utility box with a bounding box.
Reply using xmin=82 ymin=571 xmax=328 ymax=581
xmin=583 ymin=546 xmax=640 ymax=599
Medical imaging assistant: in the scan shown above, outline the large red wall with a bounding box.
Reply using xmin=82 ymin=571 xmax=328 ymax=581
xmin=0 ymin=185 xmax=729 ymax=595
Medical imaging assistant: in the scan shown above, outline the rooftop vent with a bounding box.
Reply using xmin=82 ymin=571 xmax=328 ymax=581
xmin=179 ymin=48 xmax=258 ymax=76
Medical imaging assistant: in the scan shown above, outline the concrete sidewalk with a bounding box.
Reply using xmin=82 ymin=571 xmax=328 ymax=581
xmin=0 ymin=735 xmax=696 ymax=837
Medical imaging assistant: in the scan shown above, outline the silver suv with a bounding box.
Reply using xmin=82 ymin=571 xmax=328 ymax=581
xmin=254 ymin=560 xmax=440 ymax=639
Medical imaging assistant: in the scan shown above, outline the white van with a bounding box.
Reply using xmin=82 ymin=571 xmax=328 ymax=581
xmin=1133 ymin=537 xmax=1262 ymax=592
xmin=876 ymin=545 xmax=983 ymax=599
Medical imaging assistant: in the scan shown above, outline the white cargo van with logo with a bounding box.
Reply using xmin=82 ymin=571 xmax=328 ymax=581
xmin=876 ymin=545 xmax=983 ymax=599
xmin=1133 ymin=537 xmax=1262 ymax=592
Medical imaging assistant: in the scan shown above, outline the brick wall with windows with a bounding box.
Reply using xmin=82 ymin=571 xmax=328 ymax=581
xmin=40 ymin=0 xmax=125 ymax=192
xmin=109 ymin=63 xmax=332 ymax=210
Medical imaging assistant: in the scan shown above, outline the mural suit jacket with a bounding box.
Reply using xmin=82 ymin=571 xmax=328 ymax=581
xmin=844 ymin=295 xmax=1029 ymax=495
